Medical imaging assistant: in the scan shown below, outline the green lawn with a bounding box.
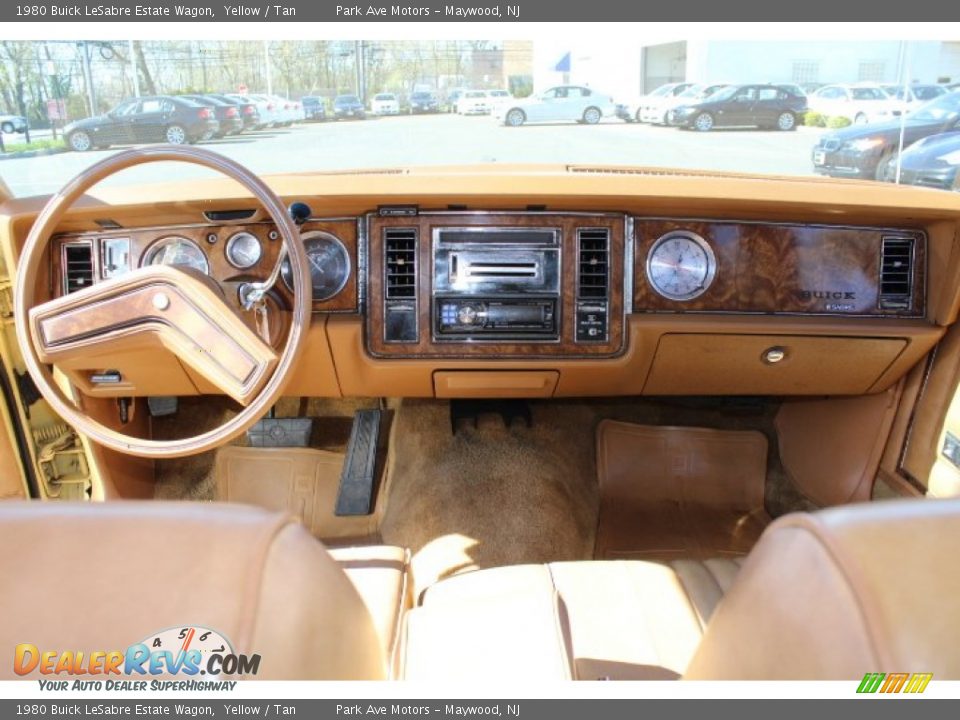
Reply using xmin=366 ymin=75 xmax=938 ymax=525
xmin=0 ymin=138 xmax=66 ymax=154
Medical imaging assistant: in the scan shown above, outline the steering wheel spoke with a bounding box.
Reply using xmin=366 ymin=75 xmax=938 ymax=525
xmin=31 ymin=265 xmax=277 ymax=406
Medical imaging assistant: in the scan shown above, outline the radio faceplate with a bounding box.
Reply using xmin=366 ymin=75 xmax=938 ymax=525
xmin=432 ymin=227 xmax=562 ymax=342
xmin=365 ymin=212 xmax=626 ymax=359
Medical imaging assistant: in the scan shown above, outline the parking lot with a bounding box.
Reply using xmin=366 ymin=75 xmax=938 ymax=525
xmin=0 ymin=114 xmax=825 ymax=198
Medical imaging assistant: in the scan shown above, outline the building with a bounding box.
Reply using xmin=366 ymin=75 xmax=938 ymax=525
xmin=533 ymin=39 xmax=960 ymax=101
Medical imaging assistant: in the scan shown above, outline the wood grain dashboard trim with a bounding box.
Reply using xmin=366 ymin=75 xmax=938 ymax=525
xmin=365 ymin=212 xmax=627 ymax=359
xmin=632 ymin=218 xmax=926 ymax=318
xmin=51 ymin=217 xmax=360 ymax=314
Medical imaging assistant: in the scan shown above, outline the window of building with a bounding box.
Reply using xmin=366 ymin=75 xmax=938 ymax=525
xmin=858 ymin=61 xmax=886 ymax=82
xmin=791 ymin=60 xmax=820 ymax=84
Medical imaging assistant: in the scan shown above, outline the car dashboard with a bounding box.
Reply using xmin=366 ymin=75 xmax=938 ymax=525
xmin=5 ymin=165 xmax=957 ymax=401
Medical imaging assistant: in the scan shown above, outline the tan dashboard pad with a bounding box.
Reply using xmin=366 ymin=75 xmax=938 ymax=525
xmin=595 ymin=421 xmax=770 ymax=560
xmin=214 ymin=446 xmax=377 ymax=542
xmin=30 ymin=266 xmax=277 ymax=406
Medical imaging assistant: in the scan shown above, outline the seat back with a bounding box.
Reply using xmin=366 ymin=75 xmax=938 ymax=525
xmin=685 ymin=498 xmax=960 ymax=679
xmin=0 ymin=502 xmax=385 ymax=680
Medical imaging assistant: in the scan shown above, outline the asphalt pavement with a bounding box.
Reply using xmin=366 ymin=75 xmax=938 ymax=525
xmin=0 ymin=114 xmax=825 ymax=198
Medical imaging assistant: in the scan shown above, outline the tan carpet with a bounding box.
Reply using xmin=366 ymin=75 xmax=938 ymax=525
xmin=595 ymin=421 xmax=771 ymax=560
xmin=379 ymin=399 xmax=600 ymax=598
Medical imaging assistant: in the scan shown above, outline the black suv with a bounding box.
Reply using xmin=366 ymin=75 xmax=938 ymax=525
xmin=409 ymin=91 xmax=440 ymax=114
xmin=668 ymin=84 xmax=807 ymax=132
xmin=64 ymin=96 xmax=219 ymax=151
xmin=813 ymin=90 xmax=960 ymax=180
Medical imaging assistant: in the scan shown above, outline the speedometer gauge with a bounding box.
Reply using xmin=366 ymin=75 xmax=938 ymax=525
xmin=142 ymin=236 xmax=210 ymax=275
xmin=280 ymin=231 xmax=351 ymax=302
xmin=645 ymin=231 xmax=717 ymax=301
xmin=225 ymin=231 xmax=262 ymax=269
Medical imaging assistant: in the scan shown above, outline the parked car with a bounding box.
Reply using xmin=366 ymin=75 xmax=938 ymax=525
xmin=640 ymin=83 xmax=728 ymax=125
xmin=179 ymin=94 xmax=243 ymax=138
xmin=496 ymin=85 xmax=617 ymax=127
xmin=252 ymin=94 xmax=298 ymax=126
xmin=64 ymin=95 xmax=218 ymax=151
xmin=204 ymin=93 xmax=260 ymax=131
xmin=807 ymin=83 xmax=898 ymax=124
xmin=371 ymin=93 xmax=401 ymax=116
xmin=812 ymin=90 xmax=960 ymax=179
xmin=301 ymin=96 xmax=328 ymax=122
xmin=0 ymin=113 xmax=28 ymax=134
xmin=408 ymin=91 xmax=440 ymax=114
xmin=668 ymin=84 xmax=807 ymax=132
xmin=226 ymin=94 xmax=278 ymax=129
xmin=883 ymin=130 xmax=960 ymax=190
xmin=619 ymin=82 xmax=694 ymax=123
xmin=774 ymin=83 xmax=808 ymax=98
xmin=333 ymin=95 xmax=366 ymax=120
xmin=457 ymin=90 xmax=490 ymax=115
xmin=882 ymin=84 xmax=949 ymax=115
xmin=485 ymin=89 xmax=513 ymax=112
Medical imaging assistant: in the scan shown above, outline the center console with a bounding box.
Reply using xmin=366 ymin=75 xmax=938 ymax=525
xmin=365 ymin=212 xmax=626 ymax=358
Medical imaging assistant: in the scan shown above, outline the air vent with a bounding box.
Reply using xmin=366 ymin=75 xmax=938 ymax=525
xmin=878 ymin=236 xmax=914 ymax=311
xmin=63 ymin=242 xmax=94 ymax=294
xmin=577 ymin=228 xmax=610 ymax=299
xmin=384 ymin=228 xmax=417 ymax=299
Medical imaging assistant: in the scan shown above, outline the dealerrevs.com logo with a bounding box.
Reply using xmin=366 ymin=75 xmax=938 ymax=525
xmin=14 ymin=626 xmax=260 ymax=691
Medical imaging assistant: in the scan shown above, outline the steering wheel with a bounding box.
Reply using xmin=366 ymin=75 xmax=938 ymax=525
xmin=13 ymin=146 xmax=312 ymax=458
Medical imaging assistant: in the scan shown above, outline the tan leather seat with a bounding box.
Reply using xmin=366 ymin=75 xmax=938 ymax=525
xmin=400 ymin=499 xmax=960 ymax=680
xmin=0 ymin=502 xmax=388 ymax=680
xmin=399 ymin=558 xmax=742 ymax=681
xmin=329 ymin=545 xmax=411 ymax=661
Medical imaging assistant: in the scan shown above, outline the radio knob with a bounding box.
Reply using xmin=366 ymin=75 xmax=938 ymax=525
xmin=457 ymin=305 xmax=478 ymax=325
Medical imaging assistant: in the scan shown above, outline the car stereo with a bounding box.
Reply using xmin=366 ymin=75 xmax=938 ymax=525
xmin=432 ymin=227 xmax=561 ymax=342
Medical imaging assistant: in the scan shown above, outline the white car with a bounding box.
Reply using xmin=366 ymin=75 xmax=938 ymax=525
xmin=0 ymin=114 xmax=28 ymax=134
xmin=496 ymin=85 xmax=617 ymax=127
xmin=485 ymin=89 xmax=513 ymax=111
xmin=257 ymin=94 xmax=299 ymax=126
xmin=457 ymin=91 xmax=490 ymax=115
xmin=640 ymin=83 xmax=728 ymax=125
xmin=622 ymin=82 xmax=693 ymax=124
xmin=882 ymin=84 xmax=949 ymax=116
xmin=371 ymin=93 xmax=400 ymax=116
xmin=807 ymin=83 xmax=898 ymax=124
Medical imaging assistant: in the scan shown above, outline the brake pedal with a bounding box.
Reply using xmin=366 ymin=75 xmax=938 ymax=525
xmin=335 ymin=409 xmax=383 ymax=516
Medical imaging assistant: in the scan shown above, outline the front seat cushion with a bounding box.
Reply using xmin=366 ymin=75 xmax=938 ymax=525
xmin=398 ymin=558 xmax=743 ymax=681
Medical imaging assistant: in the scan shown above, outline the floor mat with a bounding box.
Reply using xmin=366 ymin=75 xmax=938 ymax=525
xmin=595 ymin=421 xmax=771 ymax=560
xmin=214 ymin=445 xmax=378 ymax=543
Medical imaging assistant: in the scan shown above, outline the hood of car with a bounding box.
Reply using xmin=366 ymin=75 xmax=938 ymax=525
xmin=65 ymin=114 xmax=112 ymax=131
xmin=829 ymin=116 xmax=948 ymax=143
xmin=899 ymin=131 xmax=960 ymax=169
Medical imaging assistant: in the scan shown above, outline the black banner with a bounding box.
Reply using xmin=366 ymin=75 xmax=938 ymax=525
xmin=1 ymin=0 xmax=958 ymax=22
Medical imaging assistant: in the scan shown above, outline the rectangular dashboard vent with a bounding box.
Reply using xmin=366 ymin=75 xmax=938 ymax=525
xmin=577 ymin=228 xmax=610 ymax=299
xmin=878 ymin=236 xmax=914 ymax=310
xmin=63 ymin=242 xmax=94 ymax=294
xmin=384 ymin=228 xmax=417 ymax=299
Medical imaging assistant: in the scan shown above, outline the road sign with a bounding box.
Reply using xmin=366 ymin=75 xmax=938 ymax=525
xmin=238 ymin=83 xmax=248 ymax=94
xmin=47 ymin=99 xmax=67 ymax=121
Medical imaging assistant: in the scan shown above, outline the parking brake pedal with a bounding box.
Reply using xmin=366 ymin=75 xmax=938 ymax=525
xmin=335 ymin=409 xmax=383 ymax=516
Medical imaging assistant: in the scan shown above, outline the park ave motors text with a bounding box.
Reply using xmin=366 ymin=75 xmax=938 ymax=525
xmin=336 ymin=5 xmax=520 ymax=17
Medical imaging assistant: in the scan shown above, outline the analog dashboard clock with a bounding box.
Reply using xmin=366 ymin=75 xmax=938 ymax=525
xmin=645 ymin=230 xmax=717 ymax=301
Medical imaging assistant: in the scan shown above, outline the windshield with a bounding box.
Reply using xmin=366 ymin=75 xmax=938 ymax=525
xmin=850 ymin=87 xmax=888 ymax=100
xmin=1 ymin=39 xmax=959 ymax=197
xmin=908 ymin=92 xmax=960 ymax=122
